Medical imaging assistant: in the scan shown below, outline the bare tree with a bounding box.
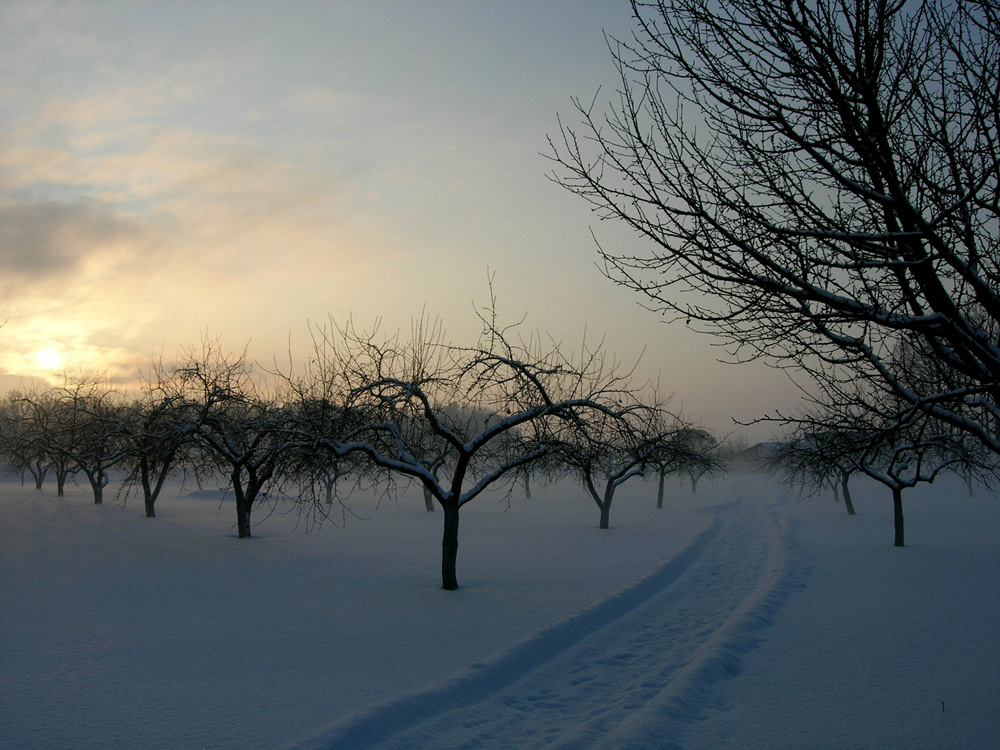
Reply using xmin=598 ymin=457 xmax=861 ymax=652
xmin=299 ymin=454 xmax=360 ymax=508
xmin=26 ymin=376 xmax=130 ymax=504
xmin=117 ymin=361 xmax=196 ymax=518
xmin=649 ymin=425 xmax=723 ymax=506
xmin=176 ymin=341 xmax=296 ymax=538
xmin=549 ymin=0 xmax=1000 ymax=455
xmin=555 ymin=399 xmax=702 ymax=527
xmin=0 ymin=390 xmax=51 ymax=489
xmin=13 ymin=388 xmax=77 ymax=495
xmin=282 ymin=396 xmax=370 ymax=512
xmin=764 ymin=427 xmax=862 ymax=515
xmin=852 ymin=409 xmax=974 ymax=547
xmin=556 ymin=405 xmax=649 ymax=529
xmin=779 ymin=381 xmax=991 ymax=545
xmin=296 ymin=312 xmax=641 ymax=590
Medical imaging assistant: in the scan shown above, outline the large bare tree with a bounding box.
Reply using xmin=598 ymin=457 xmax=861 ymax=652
xmin=295 ymin=313 xmax=643 ymax=590
xmin=549 ymin=0 xmax=1000 ymax=454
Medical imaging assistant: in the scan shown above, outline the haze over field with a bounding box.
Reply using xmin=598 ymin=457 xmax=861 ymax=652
xmin=0 ymin=0 xmax=798 ymax=439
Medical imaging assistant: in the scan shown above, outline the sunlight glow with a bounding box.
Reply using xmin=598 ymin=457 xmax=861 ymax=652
xmin=35 ymin=348 xmax=65 ymax=371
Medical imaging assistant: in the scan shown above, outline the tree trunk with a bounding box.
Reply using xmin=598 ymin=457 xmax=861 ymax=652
xmin=583 ymin=471 xmax=613 ymax=529
xmin=656 ymin=469 xmax=665 ymax=509
xmin=233 ymin=471 xmax=253 ymax=539
xmin=141 ymin=461 xmax=156 ymax=518
xmin=87 ymin=472 xmax=104 ymax=504
xmin=232 ymin=462 xmax=275 ymax=539
xmin=142 ymin=457 xmax=174 ymax=519
xmin=441 ymin=502 xmax=460 ymax=590
xmin=423 ymin=485 xmax=436 ymax=512
xmin=424 ymin=462 xmax=443 ymax=511
xmin=140 ymin=455 xmax=174 ymax=518
xmin=236 ymin=495 xmax=252 ymax=538
xmin=599 ymin=502 xmax=611 ymax=529
xmin=598 ymin=479 xmax=614 ymax=529
xmin=842 ymin=473 xmax=856 ymax=516
xmin=29 ymin=462 xmax=47 ymax=490
xmin=892 ymin=486 xmax=905 ymax=547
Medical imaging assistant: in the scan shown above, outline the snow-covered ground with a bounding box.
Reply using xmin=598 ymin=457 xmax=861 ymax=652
xmin=1 ymin=469 xmax=997 ymax=749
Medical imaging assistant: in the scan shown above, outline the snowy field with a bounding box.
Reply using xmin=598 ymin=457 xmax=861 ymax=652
xmin=1 ymin=468 xmax=997 ymax=749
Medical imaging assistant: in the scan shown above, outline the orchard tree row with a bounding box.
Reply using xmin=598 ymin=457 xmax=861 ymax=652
xmin=763 ymin=382 xmax=998 ymax=548
xmin=0 ymin=313 xmax=722 ymax=590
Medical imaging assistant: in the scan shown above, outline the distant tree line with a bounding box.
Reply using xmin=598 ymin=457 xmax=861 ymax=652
xmin=0 ymin=311 xmax=722 ymax=590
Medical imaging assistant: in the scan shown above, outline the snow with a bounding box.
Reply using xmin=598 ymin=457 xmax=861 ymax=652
xmin=1 ymin=470 xmax=997 ymax=749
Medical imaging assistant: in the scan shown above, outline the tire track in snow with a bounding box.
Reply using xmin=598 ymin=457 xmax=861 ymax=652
xmin=289 ymin=490 xmax=793 ymax=749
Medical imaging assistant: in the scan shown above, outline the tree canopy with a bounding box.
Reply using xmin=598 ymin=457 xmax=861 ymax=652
xmin=550 ymin=0 xmax=1000 ymax=455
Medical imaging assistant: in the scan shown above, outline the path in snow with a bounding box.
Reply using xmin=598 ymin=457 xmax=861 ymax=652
xmin=291 ymin=482 xmax=796 ymax=749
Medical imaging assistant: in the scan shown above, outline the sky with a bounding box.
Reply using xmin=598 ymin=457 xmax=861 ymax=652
xmin=0 ymin=0 xmax=798 ymax=439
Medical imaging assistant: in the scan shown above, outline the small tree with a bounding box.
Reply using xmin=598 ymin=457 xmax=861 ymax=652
xmin=556 ymin=400 xmax=702 ymax=527
xmin=14 ymin=388 xmax=77 ymax=496
xmin=118 ymin=361 xmax=196 ymax=518
xmin=853 ymin=416 xmax=968 ymax=547
xmin=177 ymin=341 xmax=296 ymax=538
xmin=282 ymin=397 xmax=368 ymax=511
xmin=765 ymin=428 xmax=862 ymax=516
xmin=780 ymin=388 xmax=989 ymax=546
xmin=28 ymin=376 xmax=130 ymax=504
xmin=0 ymin=391 xmax=51 ymax=489
xmin=650 ymin=425 xmax=723 ymax=507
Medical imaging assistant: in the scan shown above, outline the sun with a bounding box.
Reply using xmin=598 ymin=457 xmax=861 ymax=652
xmin=35 ymin=348 xmax=65 ymax=371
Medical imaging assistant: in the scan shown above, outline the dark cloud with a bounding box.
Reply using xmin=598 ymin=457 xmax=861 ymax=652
xmin=0 ymin=200 xmax=142 ymax=280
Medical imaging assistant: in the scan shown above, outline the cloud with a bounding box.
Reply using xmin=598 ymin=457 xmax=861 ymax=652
xmin=0 ymin=101 xmax=402 ymax=386
xmin=0 ymin=200 xmax=146 ymax=282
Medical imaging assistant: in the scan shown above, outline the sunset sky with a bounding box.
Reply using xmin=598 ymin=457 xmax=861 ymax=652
xmin=0 ymin=0 xmax=798 ymax=438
